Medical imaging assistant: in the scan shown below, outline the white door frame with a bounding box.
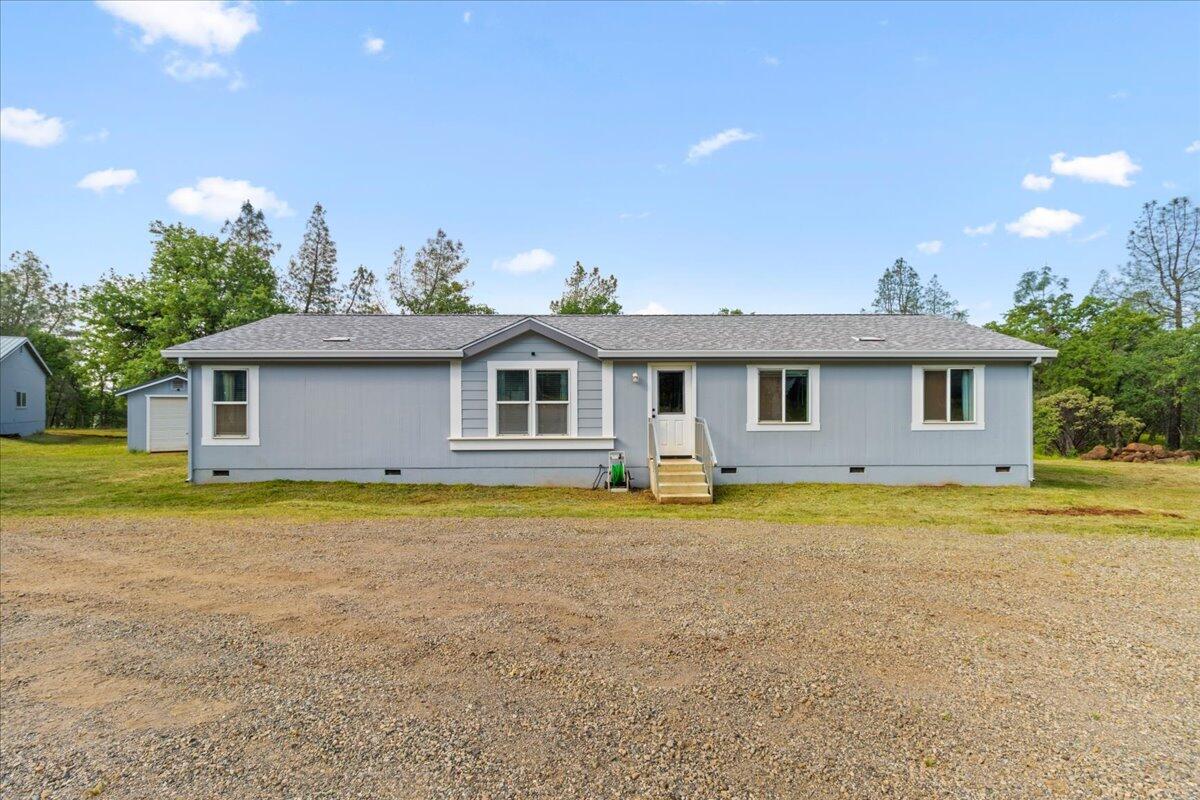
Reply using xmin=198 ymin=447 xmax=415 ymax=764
xmin=648 ymin=362 xmax=696 ymax=457
xmin=146 ymin=394 xmax=189 ymax=452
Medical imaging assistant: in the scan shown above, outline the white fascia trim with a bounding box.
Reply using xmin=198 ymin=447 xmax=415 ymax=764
xmin=601 ymin=360 xmax=614 ymax=437
xmin=745 ymin=364 xmax=821 ymax=431
xmin=199 ymin=364 xmax=260 ymax=446
xmin=449 ymin=360 xmax=463 ymax=438
xmin=115 ymin=374 xmax=189 ymax=397
xmin=911 ymin=364 xmax=986 ymax=431
xmin=448 ymin=436 xmax=615 ymax=451
xmin=161 ymin=349 xmax=464 ymax=360
xmin=487 ymin=360 xmax=578 ymax=438
xmin=598 ymin=349 xmax=1056 ymax=361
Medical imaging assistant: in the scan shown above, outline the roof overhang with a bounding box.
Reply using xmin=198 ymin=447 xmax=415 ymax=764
xmin=161 ymin=347 xmax=1056 ymax=362
xmin=115 ymin=374 xmax=189 ymax=397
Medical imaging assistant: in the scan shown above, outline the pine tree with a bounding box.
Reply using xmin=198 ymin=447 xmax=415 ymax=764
xmin=221 ymin=201 xmax=280 ymax=265
xmin=343 ymin=266 xmax=387 ymax=314
xmin=283 ymin=203 xmax=341 ymax=313
xmin=871 ymin=258 xmax=923 ymax=314
xmin=550 ymin=262 xmax=621 ymax=314
xmin=387 ymin=230 xmax=494 ymax=314
xmin=921 ymin=275 xmax=968 ymax=321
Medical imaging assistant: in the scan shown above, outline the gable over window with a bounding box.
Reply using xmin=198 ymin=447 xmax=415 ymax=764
xmin=911 ymin=365 xmax=985 ymax=430
xmin=746 ymin=365 xmax=820 ymax=431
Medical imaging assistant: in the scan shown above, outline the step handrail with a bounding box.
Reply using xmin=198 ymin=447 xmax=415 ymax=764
xmin=647 ymin=417 xmax=661 ymax=498
xmin=694 ymin=417 xmax=718 ymax=498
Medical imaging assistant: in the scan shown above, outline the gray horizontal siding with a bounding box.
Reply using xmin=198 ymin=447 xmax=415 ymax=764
xmin=124 ymin=380 xmax=189 ymax=451
xmin=461 ymin=331 xmax=602 ymax=436
xmin=0 ymin=346 xmax=46 ymax=436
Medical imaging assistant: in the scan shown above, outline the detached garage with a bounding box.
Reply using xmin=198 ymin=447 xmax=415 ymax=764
xmin=116 ymin=375 xmax=189 ymax=452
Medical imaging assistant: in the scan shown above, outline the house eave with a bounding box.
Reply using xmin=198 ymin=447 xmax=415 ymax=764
xmin=161 ymin=349 xmax=465 ymax=360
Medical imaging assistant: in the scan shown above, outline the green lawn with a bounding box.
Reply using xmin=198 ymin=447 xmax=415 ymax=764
xmin=1 ymin=429 xmax=1197 ymax=536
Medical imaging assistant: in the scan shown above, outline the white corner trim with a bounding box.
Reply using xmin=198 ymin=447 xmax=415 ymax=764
xmin=486 ymin=360 xmax=578 ymax=438
xmin=910 ymin=364 xmax=986 ymax=431
xmin=448 ymin=436 xmax=615 ymax=451
xmin=601 ymin=360 xmax=614 ymax=437
xmin=449 ymin=360 xmax=462 ymax=438
xmin=745 ymin=364 xmax=821 ymax=431
xmin=199 ymin=364 xmax=260 ymax=446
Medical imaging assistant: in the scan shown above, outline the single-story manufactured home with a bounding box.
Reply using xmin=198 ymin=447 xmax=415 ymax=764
xmin=115 ymin=374 xmax=189 ymax=452
xmin=0 ymin=335 xmax=50 ymax=437
xmin=161 ymin=314 xmax=1056 ymax=501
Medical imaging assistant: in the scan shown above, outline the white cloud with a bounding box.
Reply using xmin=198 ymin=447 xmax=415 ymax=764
xmin=493 ymin=248 xmax=556 ymax=275
xmin=1186 ymin=140 xmax=1200 ymax=154
xmin=463 ymin=11 xmax=472 ymax=23
xmin=762 ymin=55 xmax=780 ymax=66
xmin=1075 ymin=227 xmax=1108 ymax=243
xmin=163 ymin=54 xmax=243 ymax=90
xmin=1021 ymin=173 xmax=1054 ymax=192
xmin=362 ymin=35 xmax=385 ymax=55
xmin=1049 ymin=150 xmax=1140 ymax=187
xmin=618 ymin=211 xmax=651 ymax=220
xmin=633 ymin=301 xmax=671 ymax=315
xmin=167 ymin=177 xmax=292 ymax=221
xmin=165 ymin=54 xmax=225 ymax=80
xmin=916 ymin=240 xmax=943 ymax=255
xmin=0 ymin=107 xmax=66 ymax=147
xmin=685 ymin=128 xmax=757 ymax=163
xmin=962 ymin=222 xmax=996 ymax=236
xmin=77 ymin=167 xmax=138 ymax=194
xmin=1005 ymin=207 xmax=1083 ymax=239
xmin=96 ymin=0 xmax=259 ymax=54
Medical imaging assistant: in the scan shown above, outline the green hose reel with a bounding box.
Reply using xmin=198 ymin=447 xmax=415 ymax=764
xmin=609 ymin=460 xmax=624 ymax=486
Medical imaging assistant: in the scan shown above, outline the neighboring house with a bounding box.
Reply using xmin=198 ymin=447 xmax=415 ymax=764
xmin=162 ymin=314 xmax=1057 ymax=500
xmin=0 ymin=336 xmax=50 ymax=437
xmin=115 ymin=375 xmax=189 ymax=452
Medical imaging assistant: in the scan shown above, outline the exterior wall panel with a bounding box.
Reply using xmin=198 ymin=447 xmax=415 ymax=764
xmin=0 ymin=346 xmax=47 ymax=436
xmin=125 ymin=379 xmax=189 ymax=451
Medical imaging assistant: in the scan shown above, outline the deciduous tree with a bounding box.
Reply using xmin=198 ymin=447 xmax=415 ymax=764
xmin=387 ymin=230 xmax=494 ymax=314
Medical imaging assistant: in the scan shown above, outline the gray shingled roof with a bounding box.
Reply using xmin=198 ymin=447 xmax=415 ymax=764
xmin=162 ymin=314 xmax=1053 ymax=357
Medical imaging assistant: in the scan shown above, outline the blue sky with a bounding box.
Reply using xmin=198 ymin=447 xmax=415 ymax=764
xmin=2 ymin=1 xmax=1197 ymax=320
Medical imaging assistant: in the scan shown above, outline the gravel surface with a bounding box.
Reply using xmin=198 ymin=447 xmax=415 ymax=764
xmin=2 ymin=516 xmax=1198 ymax=799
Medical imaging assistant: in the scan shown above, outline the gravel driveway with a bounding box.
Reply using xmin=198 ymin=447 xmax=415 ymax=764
xmin=2 ymin=517 xmax=1197 ymax=799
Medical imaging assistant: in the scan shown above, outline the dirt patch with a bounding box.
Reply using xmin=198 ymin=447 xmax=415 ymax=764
xmin=1025 ymin=506 xmax=1145 ymax=516
xmin=2 ymin=516 xmax=1197 ymax=799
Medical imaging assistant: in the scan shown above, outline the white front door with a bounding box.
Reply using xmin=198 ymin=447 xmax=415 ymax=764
xmin=650 ymin=364 xmax=695 ymax=457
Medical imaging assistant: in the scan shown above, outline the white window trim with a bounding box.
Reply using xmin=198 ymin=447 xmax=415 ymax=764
xmin=911 ymin=364 xmax=985 ymax=431
xmin=200 ymin=364 xmax=260 ymax=446
xmin=646 ymin=362 xmax=697 ymax=418
xmin=486 ymin=360 xmax=578 ymax=438
xmin=745 ymin=365 xmax=821 ymax=431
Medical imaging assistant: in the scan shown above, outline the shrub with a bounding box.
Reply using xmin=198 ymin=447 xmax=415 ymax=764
xmin=1035 ymin=388 xmax=1141 ymax=455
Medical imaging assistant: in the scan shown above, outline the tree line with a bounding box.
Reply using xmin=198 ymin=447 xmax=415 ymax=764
xmin=0 ymin=201 xmax=623 ymax=426
xmin=1 ymin=197 xmax=1195 ymax=446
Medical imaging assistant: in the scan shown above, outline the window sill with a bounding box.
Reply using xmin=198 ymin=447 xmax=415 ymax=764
xmin=201 ymin=435 xmax=260 ymax=446
xmin=911 ymin=421 xmax=985 ymax=431
xmin=448 ymin=436 xmax=615 ymax=451
xmin=746 ymin=422 xmax=820 ymax=432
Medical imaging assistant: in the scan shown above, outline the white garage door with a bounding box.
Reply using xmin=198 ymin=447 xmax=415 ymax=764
xmin=147 ymin=396 xmax=189 ymax=452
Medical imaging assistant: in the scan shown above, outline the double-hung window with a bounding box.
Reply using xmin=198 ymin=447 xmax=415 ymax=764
xmin=746 ymin=365 xmax=820 ymax=431
xmin=15 ymin=390 xmax=27 ymax=409
xmin=212 ymin=369 xmax=248 ymax=437
xmin=491 ymin=362 xmax=575 ymax=437
xmin=912 ymin=366 xmax=984 ymax=430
